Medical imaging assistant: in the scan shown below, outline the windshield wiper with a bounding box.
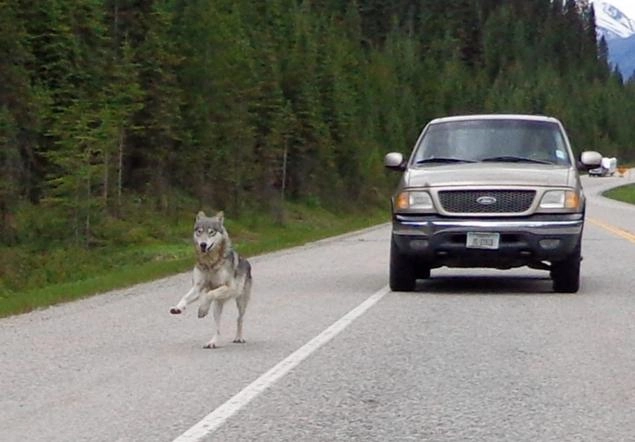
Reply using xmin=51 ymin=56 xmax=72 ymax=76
xmin=480 ymin=156 xmax=553 ymax=164
xmin=415 ymin=157 xmax=476 ymax=164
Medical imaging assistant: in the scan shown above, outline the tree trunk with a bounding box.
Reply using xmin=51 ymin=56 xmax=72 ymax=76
xmin=117 ymin=127 xmax=124 ymax=217
xmin=103 ymin=150 xmax=109 ymax=206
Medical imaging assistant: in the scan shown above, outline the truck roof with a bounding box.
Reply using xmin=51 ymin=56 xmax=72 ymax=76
xmin=428 ymin=114 xmax=561 ymax=124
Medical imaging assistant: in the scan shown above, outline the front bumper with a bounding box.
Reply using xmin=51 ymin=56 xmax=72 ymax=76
xmin=392 ymin=213 xmax=584 ymax=268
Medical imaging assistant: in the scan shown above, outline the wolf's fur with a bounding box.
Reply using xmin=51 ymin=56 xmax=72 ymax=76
xmin=169 ymin=211 xmax=252 ymax=348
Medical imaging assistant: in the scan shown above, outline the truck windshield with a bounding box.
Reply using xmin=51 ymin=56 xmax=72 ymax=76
xmin=412 ymin=119 xmax=571 ymax=166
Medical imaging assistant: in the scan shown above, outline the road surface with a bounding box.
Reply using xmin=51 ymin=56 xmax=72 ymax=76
xmin=1 ymin=173 xmax=634 ymax=442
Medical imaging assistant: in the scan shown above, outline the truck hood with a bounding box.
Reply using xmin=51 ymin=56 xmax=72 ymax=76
xmin=404 ymin=163 xmax=576 ymax=188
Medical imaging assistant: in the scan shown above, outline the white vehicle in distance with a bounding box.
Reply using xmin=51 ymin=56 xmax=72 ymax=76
xmin=588 ymin=156 xmax=617 ymax=177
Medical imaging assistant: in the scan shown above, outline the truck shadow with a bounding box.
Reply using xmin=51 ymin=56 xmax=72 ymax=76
xmin=413 ymin=274 xmax=555 ymax=295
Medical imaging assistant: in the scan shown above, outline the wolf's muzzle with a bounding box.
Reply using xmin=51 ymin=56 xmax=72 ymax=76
xmin=199 ymin=243 xmax=207 ymax=253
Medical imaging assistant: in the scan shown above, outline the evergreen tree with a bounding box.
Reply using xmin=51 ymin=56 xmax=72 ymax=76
xmin=0 ymin=0 xmax=35 ymax=242
xmin=176 ymin=0 xmax=258 ymax=212
xmin=24 ymin=0 xmax=112 ymax=245
xmin=597 ymin=36 xmax=611 ymax=80
xmin=126 ymin=1 xmax=180 ymax=215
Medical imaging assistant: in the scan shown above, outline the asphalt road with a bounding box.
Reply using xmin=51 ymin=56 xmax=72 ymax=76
xmin=1 ymin=173 xmax=634 ymax=442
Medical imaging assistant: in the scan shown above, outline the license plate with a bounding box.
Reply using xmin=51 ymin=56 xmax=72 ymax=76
xmin=466 ymin=232 xmax=500 ymax=250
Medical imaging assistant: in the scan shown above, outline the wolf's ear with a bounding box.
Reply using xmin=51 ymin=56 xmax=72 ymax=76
xmin=196 ymin=211 xmax=206 ymax=221
xmin=215 ymin=211 xmax=224 ymax=225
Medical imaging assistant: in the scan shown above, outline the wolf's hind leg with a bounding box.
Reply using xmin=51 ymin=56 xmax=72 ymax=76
xmin=204 ymin=300 xmax=225 ymax=349
xmin=233 ymin=284 xmax=251 ymax=344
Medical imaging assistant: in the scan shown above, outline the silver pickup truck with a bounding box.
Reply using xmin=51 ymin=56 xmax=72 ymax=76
xmin=384 ymin=114 xmax=601 ymax=293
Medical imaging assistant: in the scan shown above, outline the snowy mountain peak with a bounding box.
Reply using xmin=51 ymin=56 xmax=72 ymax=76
xmin=590 ymin=1 xmax=635 ymax=78
xmin=592 ymin=0 xmax=635 ymax=39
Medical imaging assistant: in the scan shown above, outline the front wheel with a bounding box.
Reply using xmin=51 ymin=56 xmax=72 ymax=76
xmin=416 ymin=259 xmax=431 ymax=279
xmin=551 ymin=241 xmax=581 ymax=293
xmin=389 ymin=237 xmax=416 ymax=291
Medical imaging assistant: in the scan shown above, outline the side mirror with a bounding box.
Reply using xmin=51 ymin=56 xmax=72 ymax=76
xmin=384 ymin=152 xmax=406 ymax=171
xmin=579 ymin=150 xmax=602 ymax=170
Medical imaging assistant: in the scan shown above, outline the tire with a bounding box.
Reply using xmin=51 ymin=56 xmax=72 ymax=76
xmin=389 ymin=236 xmax=416 ymax=291
xmin=416 ymin=260 xmax=431 ymax=279
xmin=551 ymin=240 xmax=581 ymax=293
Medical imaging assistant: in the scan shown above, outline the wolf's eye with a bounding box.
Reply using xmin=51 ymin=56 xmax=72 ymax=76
xmin=195 ymin=228 xmax=203 ymax=235
xmin=208 ymin=229 xmax=217 ymax=236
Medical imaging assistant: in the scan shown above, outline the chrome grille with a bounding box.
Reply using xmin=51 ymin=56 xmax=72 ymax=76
xmin=438 ymin=190 xmax=535 ymax=213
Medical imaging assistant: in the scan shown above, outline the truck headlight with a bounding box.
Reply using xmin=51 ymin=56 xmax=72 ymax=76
xmin=395 ymin=191 xmax=434 ymax=210
xmin=540 ymin=190 xmax=580 ymax=209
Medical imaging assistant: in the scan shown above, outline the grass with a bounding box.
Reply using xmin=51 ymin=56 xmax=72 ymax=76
xmin=0 ymin=203 xmax=388 ymax=318
xmin=603 ymin=183 xmax=635 ymax=205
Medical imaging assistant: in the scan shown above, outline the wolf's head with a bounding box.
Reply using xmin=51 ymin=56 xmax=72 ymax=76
xmin=193 ymin=211 xmax=228 ymax=254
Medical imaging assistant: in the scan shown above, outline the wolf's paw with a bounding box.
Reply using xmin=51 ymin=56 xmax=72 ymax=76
xmin=169 ymin=307 xmax=183 ymax=314
xmin=232 ymin=338 xmax=246 ymax=344
xmin=197 ymin=305 xmax=210 ymax=318
xmin=203 ymin=341 xmax=218 ymax=349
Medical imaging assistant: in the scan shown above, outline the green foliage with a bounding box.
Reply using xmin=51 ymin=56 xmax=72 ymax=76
xmin=604 ymin=184 xmax=635 ymax=205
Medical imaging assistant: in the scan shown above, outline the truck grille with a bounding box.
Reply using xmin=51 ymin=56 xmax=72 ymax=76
xmin=438 ymin=190 xmax=536 ymax=213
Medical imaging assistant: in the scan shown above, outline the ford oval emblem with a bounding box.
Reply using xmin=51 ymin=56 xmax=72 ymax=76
xmin=476 ymin=196 xmax=497 ymax=205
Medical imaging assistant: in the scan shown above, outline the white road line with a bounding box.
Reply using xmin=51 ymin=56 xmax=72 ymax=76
xmin=172 ymin=286 xmax=391 ymax=442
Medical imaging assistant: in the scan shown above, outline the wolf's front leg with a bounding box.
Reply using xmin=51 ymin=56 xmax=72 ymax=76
xmin=197 ymin=285 xmax=230 ymax=318
xmin=204 ymin=300 xmax=225 ymax=349
xmin=169 ymin=285 xmax=200 ymax=314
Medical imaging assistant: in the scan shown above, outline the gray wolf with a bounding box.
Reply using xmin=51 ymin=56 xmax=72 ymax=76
xmin=169 ymin=211 xmax=252 ymax=348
